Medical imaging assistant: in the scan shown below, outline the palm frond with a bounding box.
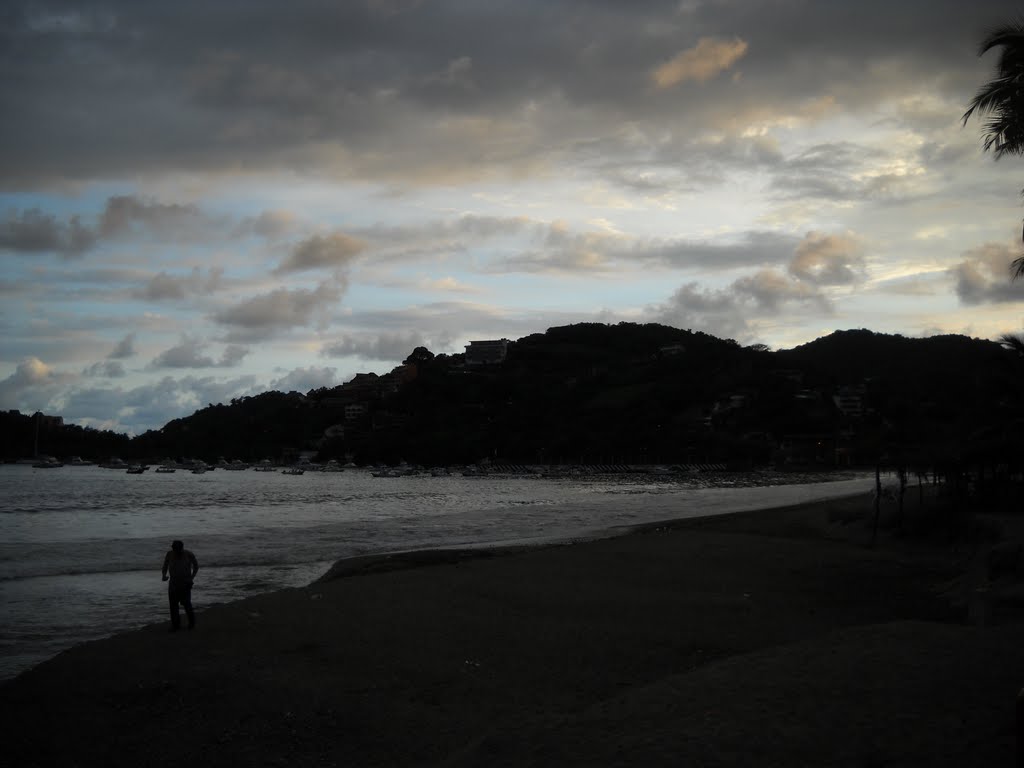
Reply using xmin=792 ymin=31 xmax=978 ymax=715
xmin=998 ymin=332 xmax=1024 ymax=355
xmin=964 ymin=22 xmax=1024 ymax=158
xmin=1012 ymin=254 xmax=1024 ymax=280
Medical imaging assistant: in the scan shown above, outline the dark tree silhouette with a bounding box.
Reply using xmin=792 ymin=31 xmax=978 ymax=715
xmin=963 ymin=20 xmax=1024 ymax=279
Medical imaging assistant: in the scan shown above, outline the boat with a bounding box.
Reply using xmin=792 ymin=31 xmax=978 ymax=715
xmin=253 ymin=460 xmax=277 ymax=472
xmin=191 ymin=466 xmax=207 ymax=475
xmin=32 ymin=456 xmax=64 ymax=469
xmin=155 ymin=466 xmax=177 ymax=473
xmin=126 ymin=465 xmax=147 ymax=474
xmin=282 ymin=467 xmax=305 ymax=475
xmin=371 ymin=468 xmax=404 ymax=478
xmin=67 ymin=456 xmax=94 ymax=466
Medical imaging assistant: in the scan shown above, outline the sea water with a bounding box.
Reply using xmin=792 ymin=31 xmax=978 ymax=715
xmin=0 ymin=464 xmax=873 ymax=680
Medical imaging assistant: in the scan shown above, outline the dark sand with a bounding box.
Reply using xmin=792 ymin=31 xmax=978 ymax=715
xmin=3 ymin=492 xmax=1023 ymax=767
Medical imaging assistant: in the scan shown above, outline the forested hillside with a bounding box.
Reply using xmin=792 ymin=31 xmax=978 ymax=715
xmin=3 ymin=323 xmax=1021 ymax=472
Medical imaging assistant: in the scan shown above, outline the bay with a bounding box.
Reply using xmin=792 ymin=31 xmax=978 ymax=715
xmin=0 ymin=464 xmax=872 ymax=680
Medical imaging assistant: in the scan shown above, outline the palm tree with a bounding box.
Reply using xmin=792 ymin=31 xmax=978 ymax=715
xmin=999 ymin=332 xmax=1024 ymax=356
xmin=963 ymin=21 xmax=1024 ymax=279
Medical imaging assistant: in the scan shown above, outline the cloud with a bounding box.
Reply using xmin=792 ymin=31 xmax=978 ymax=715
xmin=0 ymin=357 xmax=76 ymax=410
xmin=99 ymin=195 xmax=218 ymax=240
xmin=733 ymin=269 xmax=831 ymax=312
xmin=1 ymin=195 xmax=259 ymax=259
xmin=234 ymin=209 xmax=298 ymax=239
xmin=149 ymin=338 xmax=250 ymax=369
xmin=83 ymin=360 xmax=127 ymax=378
xmin=275 ymin=232 xmax=367 ymax=273
xmin=652 ymin=37 xmax=749 ymax=88
xmin=649 ymin=282 xmax=751 ymax=340
xmin=632 ymin=230 xmax=798 ymax=271
xmin=0 ymin=208 xmax=97 ymax=256
xmin=321 ymin=331 xmax=431 ymax=361
xmin=267 ymin=365 xmax=341 ymax=393
xmin=213 ymin=279 xmax=346 ymax=334
xmin=419 ymin=276 xmax=479 ymax=293
xmin=2 ymin=1 xmax=991 ymax=187
xmin=61 ymin=374 xmax=260 ymax=436
xmin=951 ymin=242 xmax=1024 ymax=304
xmin=788 ymin=231 xmax=865 ymax=285
xmin=137 ymin=267 xmax=225 ymax=301
xmin=108 ymin=333 xmax=137 ymax=359
xmin=649 ymin=269 xmax=831 ymax=342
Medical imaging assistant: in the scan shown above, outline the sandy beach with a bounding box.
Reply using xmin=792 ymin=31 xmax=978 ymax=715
xmin=2 ymin=491 xmax=1023 ymax=767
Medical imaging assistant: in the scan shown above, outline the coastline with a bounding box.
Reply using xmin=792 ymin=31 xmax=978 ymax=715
xmin=3 ymin=490 xmax=1023 ymax=766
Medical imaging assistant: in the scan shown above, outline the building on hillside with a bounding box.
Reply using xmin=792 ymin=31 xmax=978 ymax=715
xmin=344 ymin=373 xmax=381 ymax=397
xmin=833 ymin=386 xmax=866 ymax=419
xmin=344 ymin=403 xmax=368 ymax=422
xmin=465 ymin=339 xmax=509 ymax=366
xmin=658 ymin=343 xmax=686 ymax=357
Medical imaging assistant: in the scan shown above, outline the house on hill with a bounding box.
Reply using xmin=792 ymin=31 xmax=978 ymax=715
xmin=465 ymin=339 xmax=509 ymax=366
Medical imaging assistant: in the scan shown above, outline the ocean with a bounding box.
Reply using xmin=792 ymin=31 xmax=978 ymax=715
xmin=0 ymin=464 xmax=873 ymax=681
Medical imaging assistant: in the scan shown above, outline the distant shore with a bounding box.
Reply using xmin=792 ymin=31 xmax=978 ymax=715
xmin=3 ymin=491 xmax=1023 ymax=767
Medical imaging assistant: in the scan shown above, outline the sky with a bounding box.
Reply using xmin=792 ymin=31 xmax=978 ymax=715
xmin=3 ymin=0 xmax=1024 ymax=436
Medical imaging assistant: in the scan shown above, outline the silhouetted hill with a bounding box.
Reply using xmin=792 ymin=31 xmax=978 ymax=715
xmin=3 ymin=323 xmax=1022 ymax=470
xmin=778 ymin=329 xmax=1007 ymax=383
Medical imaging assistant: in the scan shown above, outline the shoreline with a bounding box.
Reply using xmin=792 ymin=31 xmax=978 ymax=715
xmin=4 ymin=489 xmax=1023 ymax=766
xmin=313 ymin=486 xmax=873 ymax=584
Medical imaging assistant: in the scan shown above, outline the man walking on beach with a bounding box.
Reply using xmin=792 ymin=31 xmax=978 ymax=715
xmin=162 ymin=540 xmax=199 ymax=631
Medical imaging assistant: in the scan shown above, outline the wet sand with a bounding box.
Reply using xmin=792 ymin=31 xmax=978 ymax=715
xmin=2 ymin=492 xmax=1023 ymax=767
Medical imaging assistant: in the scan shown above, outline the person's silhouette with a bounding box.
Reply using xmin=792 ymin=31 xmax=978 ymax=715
xmin=161 ymin=540 xmax=199 ymax=631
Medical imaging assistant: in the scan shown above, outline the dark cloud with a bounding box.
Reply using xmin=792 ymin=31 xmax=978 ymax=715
xmin=275 ymin=232 xmax=367 ymax=274
xmin=951 ymin=242 xmax=1024 ymax=304
xmin=108 ymin=333 xmax=136 ymax=359
xmin=788 ymin=231 xmax=865 ymax=285
xmin=149 ymin=338 xmax=250 ymax=369
xmin=649 ymin=268 xmax=832 ymax=341
xmin=3 ymin=0 xmax=1014 ymax=186
xmin=234 ymin=210 xmax=298 ymax=240
xmin=0 ymin=208 xmax=96 ymax=256
xmin=83 ymin=360 xmax=126 ymax=378
xmin=137 ymin=267 xmax=225 ymax=301
xmin=99 ymin=195 xmax=212 ymax=238
xmin=268 ymin=366 xmax=340 ymax=393
xmin=633 ymin=230 xmax=798 ymax=271
xmin=321 ymin=331 xmax=430 ymax=361
xmin=1 ymin=195 xmax=264 ymax=258
xmin=61 ymin=373 xmax=260 ymax=435
xmin=212 ymin=279 xmax=346 ymax=336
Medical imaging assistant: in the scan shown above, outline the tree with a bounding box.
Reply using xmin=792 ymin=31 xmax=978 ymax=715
xmin=963 ymin=20 xmax=1024 ymax=279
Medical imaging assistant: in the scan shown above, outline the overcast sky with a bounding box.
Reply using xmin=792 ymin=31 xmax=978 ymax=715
xmin=3 ymin=0 xmax=1024 ymax=435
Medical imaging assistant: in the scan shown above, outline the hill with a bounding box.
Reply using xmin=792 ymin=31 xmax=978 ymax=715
xmin=3 ymin=323 xmax=1021 ymax=470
